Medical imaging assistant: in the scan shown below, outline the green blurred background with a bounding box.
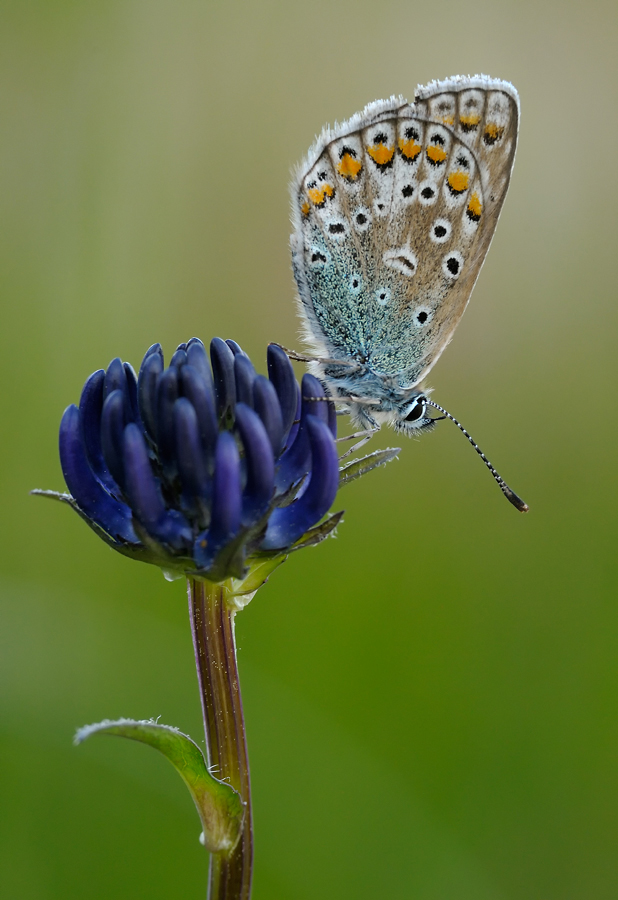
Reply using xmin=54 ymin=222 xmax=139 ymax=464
xmin=2 ymin=0 xmax=617 ymax=897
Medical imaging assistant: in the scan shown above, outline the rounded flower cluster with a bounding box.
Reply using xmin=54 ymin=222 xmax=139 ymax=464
xmin=57 ymin=338 xmax=340 ymax=582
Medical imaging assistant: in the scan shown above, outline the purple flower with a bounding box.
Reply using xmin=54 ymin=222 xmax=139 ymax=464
xmin=52 ymin=338 xmax=342 ymax=582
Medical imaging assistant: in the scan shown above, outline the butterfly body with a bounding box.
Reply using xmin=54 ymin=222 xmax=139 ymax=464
xmin=290 ymin=75 xmax=519 ymax=435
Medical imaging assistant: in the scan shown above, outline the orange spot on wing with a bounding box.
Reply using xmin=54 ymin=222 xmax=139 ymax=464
xmin=447 ymin=171 xmax=469 ymax=194
xmin=307 ymin=183 xmax=334 ymax=206
xmin=337 ymin=153 xmax=362 ymax=181
xmin=441 ymin=115 xmax=455 ymax=126
xmin=460 ymin=114 xmax=481 ymax=131
xmin=484 ymin=123 xmax=505 ymax=144
xmin=426 ymin=145 xmax=447 ymax=165
xmin=367 ymin=143 xmax=395 ymax=166
xmin=467 ymin=192 xmax=482 ymax=221
xmin=301 ymin=201 xmax=311 ymax=216
xmin=398 ymin=137 xmax=421 ymax=161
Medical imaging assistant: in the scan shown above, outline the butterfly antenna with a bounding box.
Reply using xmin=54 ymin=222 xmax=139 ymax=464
xmin=426 ymin=399 xmax=529 ymax=513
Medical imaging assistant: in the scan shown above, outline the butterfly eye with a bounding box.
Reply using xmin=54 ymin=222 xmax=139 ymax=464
xmin=404 ymin=397 xmax=427 ymax=422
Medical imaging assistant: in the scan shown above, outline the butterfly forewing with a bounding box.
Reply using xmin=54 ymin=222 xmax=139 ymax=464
xmin=291 ymin=75 xmax=519 ymax=388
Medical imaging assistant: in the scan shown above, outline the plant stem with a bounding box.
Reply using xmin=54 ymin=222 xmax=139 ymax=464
xmin=188 ymin=577 xmax=253 ymax=900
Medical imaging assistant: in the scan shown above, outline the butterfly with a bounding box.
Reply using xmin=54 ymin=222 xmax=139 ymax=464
xmin=288 ymin=74 xmax=527 ymax=511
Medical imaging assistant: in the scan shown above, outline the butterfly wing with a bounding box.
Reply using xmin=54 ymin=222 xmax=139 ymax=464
xmin=291 ymin=75 xmax=519 ymax=389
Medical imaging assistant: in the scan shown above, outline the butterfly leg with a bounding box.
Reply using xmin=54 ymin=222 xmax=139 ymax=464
xmin=272 ymin=343 xmax=361 ymax=371
xmin=275 ymin=344 xmax=317 ymax=363
xmin=337 ymin=427 xmax=380 ymax=460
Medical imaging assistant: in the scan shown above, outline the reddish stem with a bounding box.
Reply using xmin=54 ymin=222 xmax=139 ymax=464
xmin=188 ymin=578 xmax=253 ymax=900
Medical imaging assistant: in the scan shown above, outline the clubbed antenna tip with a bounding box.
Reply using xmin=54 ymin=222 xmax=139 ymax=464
xmin=502 ymin=486 xmax=529 ymax=513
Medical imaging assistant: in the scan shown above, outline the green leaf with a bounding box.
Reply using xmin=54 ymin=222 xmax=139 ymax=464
xmin=75 ymin=718 xmax=244 ymax=853
xmin=338 ymin=448 xmax=400 ymax=487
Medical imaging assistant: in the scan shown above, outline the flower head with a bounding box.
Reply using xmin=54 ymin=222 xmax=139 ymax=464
xmin=47 ymin=338 xmax=344 ymax=585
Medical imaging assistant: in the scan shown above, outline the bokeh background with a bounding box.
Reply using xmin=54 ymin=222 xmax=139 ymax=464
xmin=2 ymin=1 xmax=617 ymax=897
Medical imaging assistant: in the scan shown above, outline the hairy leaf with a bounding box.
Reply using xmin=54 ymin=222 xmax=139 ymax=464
xmin=75 ymin=718 xmax=244 ymax=853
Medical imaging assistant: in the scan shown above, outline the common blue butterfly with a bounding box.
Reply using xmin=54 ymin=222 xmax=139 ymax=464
xmin=288 ymin=75 xmax=527 ymax=511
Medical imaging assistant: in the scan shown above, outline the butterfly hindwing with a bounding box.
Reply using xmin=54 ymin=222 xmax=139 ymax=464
xmin=291 ymin=75 xmax=519 ymax=389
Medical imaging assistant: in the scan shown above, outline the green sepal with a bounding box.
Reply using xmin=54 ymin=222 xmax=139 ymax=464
xmin=338 ymin=448 xmax=401 ymax=487
xmin=289 ymin=510 xmax=344 ymax=551
xmin=75 ymin=718 xmax=244 ymax=853
xmin=226 ymin=555 xmax=287 ymax=610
